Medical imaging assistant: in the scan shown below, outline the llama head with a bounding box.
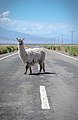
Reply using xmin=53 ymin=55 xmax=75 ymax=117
xmin=16 ymin=38 xmax=25 ymax=45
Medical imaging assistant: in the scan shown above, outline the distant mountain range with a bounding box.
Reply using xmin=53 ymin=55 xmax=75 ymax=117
xmin=1 ymin=27 xmax=77 ymax=44
xmin=0 ymin=27 xmax=53 ymax=44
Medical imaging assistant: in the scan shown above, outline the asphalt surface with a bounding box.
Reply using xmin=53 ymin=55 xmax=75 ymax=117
xmin=0 ymin=49 xmax=78 ymax=120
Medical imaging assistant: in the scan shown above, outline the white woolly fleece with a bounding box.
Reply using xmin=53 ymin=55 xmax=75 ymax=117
xmin=18 ymin=43 xmax=45 ymax=65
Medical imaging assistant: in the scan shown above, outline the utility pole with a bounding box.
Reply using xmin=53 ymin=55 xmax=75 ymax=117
xmin=61 ymin=34 xmax=64 ymax=45
xmin=70 ymin=31 xmax=75 ymax=44
xmin=57 ymin=36 xmax=59 ymax=45
xmin=54 ymin=38 xmax=56 ymax=45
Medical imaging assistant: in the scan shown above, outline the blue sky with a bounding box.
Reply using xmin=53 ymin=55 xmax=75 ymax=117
xmin=0 ymin=0 xmax=78 ymax=43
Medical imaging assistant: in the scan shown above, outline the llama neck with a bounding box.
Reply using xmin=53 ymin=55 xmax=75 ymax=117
xmin=18 ymin=44 xmax=26 ymax=53
xmin=18 ymin=42 xmax=28 ymax=63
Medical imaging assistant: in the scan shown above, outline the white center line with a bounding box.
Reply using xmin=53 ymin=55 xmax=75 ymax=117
xmin=0 ymin=52 xmax=18 ymax=61
xmin=40 ymin=86 xmax=50 ymax=109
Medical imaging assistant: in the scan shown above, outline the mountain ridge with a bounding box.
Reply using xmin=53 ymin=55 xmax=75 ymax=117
xmin=0 ymin=27 xmax=52 ymax=44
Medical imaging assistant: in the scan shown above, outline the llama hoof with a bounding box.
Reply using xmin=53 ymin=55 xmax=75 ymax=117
xmin=29 ymin=73 xmax=32 ymax=75
xmin=29 ymin=70 xmax=32 ymax=75
xmin=24 ymin=72 xmax=27 ymax=75
xmin=38 ymin=71 xmax=41 ymax=74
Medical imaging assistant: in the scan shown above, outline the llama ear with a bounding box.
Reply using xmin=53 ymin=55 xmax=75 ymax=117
xmin=16 ymin=38 xmax=19 ymax=41
xmin=22 ymin=38 xmax=25 ymax=41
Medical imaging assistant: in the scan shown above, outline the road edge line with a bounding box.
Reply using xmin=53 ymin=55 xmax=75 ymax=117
xmin=53 ymin=50 xmax=78 ymax=61
xmin=0 ymin=52 xmax=18 ymax=61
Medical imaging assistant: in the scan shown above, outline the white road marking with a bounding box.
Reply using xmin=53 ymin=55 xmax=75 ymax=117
xmin=53 ymin=51 xmax=78 ymax=61
xmin=40 ymin=86 xmax=50 ymax=109
xmin=0 ymin=52 xmax=18 ymax=61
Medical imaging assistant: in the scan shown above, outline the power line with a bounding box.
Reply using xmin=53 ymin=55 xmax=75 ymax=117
xmin=57 ymin=36 xmax=59 ymax=45
xmin=61 ymin=34 xmax=64 ymax=45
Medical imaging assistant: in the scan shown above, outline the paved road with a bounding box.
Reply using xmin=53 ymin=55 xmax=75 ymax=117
xmin=0 ymin=49 xmax=78 ymax=120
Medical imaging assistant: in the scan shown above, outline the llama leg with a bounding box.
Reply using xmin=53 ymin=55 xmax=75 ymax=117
xmin=29 ymin=66 xmax=32 ymax=74
xmin=24 ymin=64 xmax=28 ymax=74
xmin=39 ymin=63 xmax=42 ymax=73
xmin=27 ymin=62 xmax=32 ymax=74
xmin=43 ymin=62 xmax=45 ymax=72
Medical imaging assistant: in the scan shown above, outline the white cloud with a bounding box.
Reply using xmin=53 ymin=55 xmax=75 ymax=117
xmin=0 ymin=11 xmax=10 ymax=18
xmin=0 ymin=11 xmax=75 ymax=37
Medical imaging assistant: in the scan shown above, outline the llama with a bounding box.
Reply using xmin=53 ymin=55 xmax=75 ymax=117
xmin=17 ymin=38 xmax=45 ymax=74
